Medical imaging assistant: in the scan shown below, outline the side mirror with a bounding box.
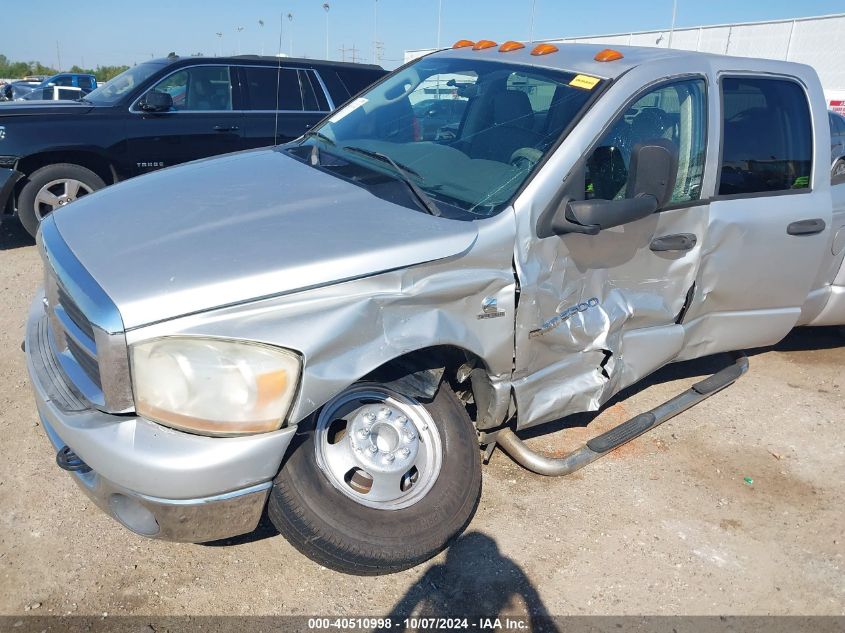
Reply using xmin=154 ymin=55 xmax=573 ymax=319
xmin=551 ymin=139 xmax=679 ymax=236
xmin=140 ymin=90 xmax=173 ymax=113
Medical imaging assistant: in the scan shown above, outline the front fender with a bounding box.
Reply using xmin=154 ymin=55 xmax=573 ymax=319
xmin=0 ymin=168 xmax=22 ymax=215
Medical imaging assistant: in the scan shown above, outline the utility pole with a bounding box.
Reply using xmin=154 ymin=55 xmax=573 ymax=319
xmin=323 ymin=4 xmax=330 ymax=60
xmin=216 ymin=32 xmax=223 ymax=57
xmin=668 ymin=0 xmax=678 ymax=48
xmin=287 ymin=13 xmax=294 ymax=57
xmin=258 ymin=19 xmax=265 ymax=55
xmin=236 ymin=26 xmax=244 ymax=55
xmin=56 ymin=41 xmax=62 ymax=72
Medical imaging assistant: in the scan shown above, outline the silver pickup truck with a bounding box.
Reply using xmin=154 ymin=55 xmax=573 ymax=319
xmin=24 ymin=41 xmax=845 ymax=576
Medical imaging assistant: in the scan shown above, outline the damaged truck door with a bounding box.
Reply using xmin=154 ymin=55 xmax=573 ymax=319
xmin=514 ymin=75 xmax=709 ymax=428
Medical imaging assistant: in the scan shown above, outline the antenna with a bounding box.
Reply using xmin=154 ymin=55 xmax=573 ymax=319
xmin=274 ymin=11 xmax=284 ymax=146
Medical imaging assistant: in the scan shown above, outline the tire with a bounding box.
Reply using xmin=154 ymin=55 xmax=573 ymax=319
xmin=268 ymin=381 xmax=481 ymax=575
xmin=833 ymin=159 xmax=845 ymax=180
xmin=18 ymin=163 xmax=105 ymax=238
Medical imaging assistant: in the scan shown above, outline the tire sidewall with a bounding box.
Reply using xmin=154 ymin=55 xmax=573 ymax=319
xmin=269 ymin=383 xmax=481 ymax=573
xmin=18 ymin=163 xmax=106 ymax=237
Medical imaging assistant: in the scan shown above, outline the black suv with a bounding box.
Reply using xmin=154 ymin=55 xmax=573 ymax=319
xmin=0 ymin=55 xmax=386 ymax=236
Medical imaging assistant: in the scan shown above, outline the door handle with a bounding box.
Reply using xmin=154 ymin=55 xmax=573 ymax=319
xmin=787 ymin=218 xmax=825 ymax=236
xmin=650 ymin=233 xmax=697 ymax=252
xmin=213 ymin=125 xmax=239 ymax=132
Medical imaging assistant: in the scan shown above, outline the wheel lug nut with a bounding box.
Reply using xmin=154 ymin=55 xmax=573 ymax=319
xmin=401 ymin=448 xmax=410 ymax=457
xmin=368 ymin=445 xmax=378 ymax=454
xmin=378 ymin=407 xmax=391 ymax=418
xmin=358 ymin=428 xmax=369 ymax=438
xmin=406 ymin=432 xmax=416 ymax=441
xmin=397 ymin=416 xmax=408 ymax=426
xmin=385 ymin=454 xmax=395 ymax=463
xmin=365 ymin=412 xmax=376 ymax=421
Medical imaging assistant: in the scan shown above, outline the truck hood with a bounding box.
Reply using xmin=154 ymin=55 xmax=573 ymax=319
xmin=0 ymin=101 xmax=95 ymax=116
xmin=52 ymin=148 xmax=478 ymax=330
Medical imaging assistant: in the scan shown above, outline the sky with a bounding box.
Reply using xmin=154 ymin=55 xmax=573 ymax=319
xmin=3 ymin=0 xmax=844 ymax=71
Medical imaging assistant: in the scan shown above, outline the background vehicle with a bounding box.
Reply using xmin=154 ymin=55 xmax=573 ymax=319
xmin=0 ymin=55 xmax=386 ymax=236
xmin=1 ymin=77 xmax=44 ymax=101
xmin=3 ymin=73 xmax=96 ymax=101
xmin=831 ymin=110 xmax=845 ymax=177
xmin=21 ymin=84 xmax=86 ymax=101
xmin=24 ymin=43 xmax=845 ymax=576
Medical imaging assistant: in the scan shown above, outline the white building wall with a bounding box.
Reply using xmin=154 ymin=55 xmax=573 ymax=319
xmin=405 ymin=13 xmax=845 ymax=98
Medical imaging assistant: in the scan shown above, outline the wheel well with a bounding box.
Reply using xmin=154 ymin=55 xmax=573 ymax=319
xmin=16 ymin=151 xmax=117 ymax=189
xmin=362 ymin=345 xmax=492 ymax=424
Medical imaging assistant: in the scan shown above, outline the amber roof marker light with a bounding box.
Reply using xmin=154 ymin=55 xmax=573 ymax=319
xmin=472 ymin=39 xmax=498 ymax=50
xmin=531 ymin=43 xmax=559 ymax=56
xmin=595 ymin=48 xmax=624 ymax=62
xmin=499 ymin=41 xmax=525 ymax=52
xmin=452 ymin=39 xmax=475 ymax=49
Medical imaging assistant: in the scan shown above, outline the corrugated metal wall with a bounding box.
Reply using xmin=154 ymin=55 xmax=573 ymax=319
xmin=554 ymin=13 xmax=845 ymax=92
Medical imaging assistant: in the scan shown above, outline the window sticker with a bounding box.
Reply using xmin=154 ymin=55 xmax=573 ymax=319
xmin=569 ymin=74 xmax=600 ymax=90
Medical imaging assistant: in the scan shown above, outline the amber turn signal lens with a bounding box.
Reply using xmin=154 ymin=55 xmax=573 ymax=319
xmin=594 ymin=48 xmax=624 ymax=62
xmin=473 ymin=39 xmax=498 ymax=50
xmin=531 ymin=43 xmax=559 ymax=56
xmin=499 ymin=41 xmax=526 ymax=52
xmin=452 ymin=39 xmax=475 ymax=49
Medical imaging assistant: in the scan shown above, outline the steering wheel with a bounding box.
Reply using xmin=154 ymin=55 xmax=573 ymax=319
xmin=510 ymin=147 xmax=543 ymax=169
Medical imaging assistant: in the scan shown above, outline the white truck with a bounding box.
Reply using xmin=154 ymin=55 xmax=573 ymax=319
xmin=24 ymin=41 xmax=845 ymax=575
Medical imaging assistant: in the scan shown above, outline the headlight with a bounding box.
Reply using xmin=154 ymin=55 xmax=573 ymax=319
xmin=130 ymin=337 xmax=300 ymax=436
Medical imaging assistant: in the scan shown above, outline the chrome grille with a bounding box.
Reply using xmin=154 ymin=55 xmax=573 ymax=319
xmin=38 ymin=217 xmax=133 ymax=413
xmin=56 ymin=283 xmax=95 ymax=341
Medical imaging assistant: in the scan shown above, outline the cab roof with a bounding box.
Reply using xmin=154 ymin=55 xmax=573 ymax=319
xmin=430 ymin=42 xmax=807 ymax=80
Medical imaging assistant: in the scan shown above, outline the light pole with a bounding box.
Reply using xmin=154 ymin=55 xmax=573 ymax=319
xmin=258 ymin=19 xmax=265 ymax=55
xmin=236 ymin=26 xmax=244 ymax=55
xmin=436 ymin=0 xmax=442 ymax=48
xmin=373 ymin=0 xmax=378 ymax=64
xmin=287 ymin=13 xmax=294 ymax=57
xmin=528 ymin=0 xmax=537 ymax=43
xmin=216 ymin=32 xmax=223 ymax=57
xmin=668 ymin=0 xmax=678 ymax=48
xmin=323 ymin=4 xmax=330 ymax=60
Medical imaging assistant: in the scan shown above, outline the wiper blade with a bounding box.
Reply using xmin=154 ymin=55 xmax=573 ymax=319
xmin=342 ymin=145 xmax=441 ymax=217
xmin=300 ymin=130 xmax=336 ymax=146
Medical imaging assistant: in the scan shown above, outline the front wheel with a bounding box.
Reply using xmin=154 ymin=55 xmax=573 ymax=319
xmin=268 ymin=382 xmax=481 ymax=575
xmin=17 ymin=163 xmax=105 ymax=237
xmin=833 ymin=159 xmax=845 ymax=180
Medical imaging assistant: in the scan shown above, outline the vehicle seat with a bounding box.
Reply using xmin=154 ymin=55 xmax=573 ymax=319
xmin=468 ymin=90 xmax=542 ymax=163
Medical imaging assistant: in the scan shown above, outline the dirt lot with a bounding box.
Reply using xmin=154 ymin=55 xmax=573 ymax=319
xmin=0 ymin=217 xmax=843 ymax=620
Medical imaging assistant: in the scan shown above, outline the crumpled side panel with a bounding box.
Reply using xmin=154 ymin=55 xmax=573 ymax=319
xmin=512 ymin=200 xmax=707 ymax=430
xmin=126 ymin=213 xmax=517 ymax=426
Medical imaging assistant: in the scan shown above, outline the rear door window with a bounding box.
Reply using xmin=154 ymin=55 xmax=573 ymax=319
xmin=242 ymin=67 xmax=304 ymax=111
xmin=719 ymin=77 xmax=812 ymax=195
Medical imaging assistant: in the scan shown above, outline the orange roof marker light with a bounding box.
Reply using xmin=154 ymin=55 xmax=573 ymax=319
xmin=473 ymin=39 xmax=498 ymax=50
xmin=499 ymin=41 xmax=525 ymax=53
xmin=595 ymin=48 xmax=624 ymax=62
xmin=531 ymin=43 xmax=559 ymax=56
xmin=452 ymin=39 xmax=475 ymax=49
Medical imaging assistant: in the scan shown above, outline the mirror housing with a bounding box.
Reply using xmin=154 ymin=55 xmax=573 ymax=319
xmin=550 ymin=139 xmax=679 ymax=236
xmin=140 ymin=90 xmax=173 ymax=113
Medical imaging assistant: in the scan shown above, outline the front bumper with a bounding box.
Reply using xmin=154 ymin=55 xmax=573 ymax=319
xmin=25 ymin=292 xmax=297 ymax=542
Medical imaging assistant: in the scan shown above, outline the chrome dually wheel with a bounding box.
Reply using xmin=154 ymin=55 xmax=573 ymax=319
xmin=314 ymin=385 xmax=442 ymax=510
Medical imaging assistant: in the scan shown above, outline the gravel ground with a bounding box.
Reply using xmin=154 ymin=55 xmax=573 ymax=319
xmin=0 ymin=216 xmax=843 ymax=620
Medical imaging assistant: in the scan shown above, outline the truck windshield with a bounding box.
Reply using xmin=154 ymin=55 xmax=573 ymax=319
xmin=84 ymin=62 xmax=166 ymax=105
xmin=296 ymin=56 xmax=603 ymax=217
